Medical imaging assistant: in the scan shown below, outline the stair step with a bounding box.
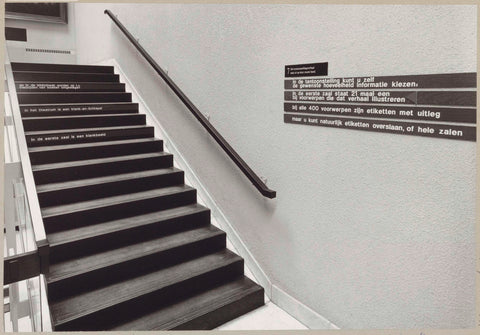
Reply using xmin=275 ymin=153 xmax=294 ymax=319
xmin=16 ymin=82 xmax=125 ymax=93
xmin=47 ymin=225 xmax=226 ymax=301
xmin=17 ymin=92 xmax=132 ymax=104
xmin=10 ymin=61 xmax=265 ymax=330
xmin=20 ymin=102 xmax=139 ymax=117
xmin=25 ymin=125 xmax=154 ymax=147
xmin=22 ymin=113 xmax=146 ymax=131
xmin=28 ymin=138 xmax=162 ymax=164
xmin=32 ymin=152 xmax=173 ymax=184
xmin=110 ymin=276 xmax=264 ymax=330
xmin=37 ymin=167 xmax=184 ymax=207
xmin=50 ymin=249 xmax=243 ymax=331
xmin=47 ymin=204 xmax=210 ymax=262
xmin=11 ymin=62 xmax=115 ymax=74
xmin=13 ymin=71 xmax=120 ymax=83
xmin=42 ymin=185 xmax=197 ymax=233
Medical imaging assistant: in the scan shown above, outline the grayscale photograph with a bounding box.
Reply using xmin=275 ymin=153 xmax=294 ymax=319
xmin=1 ymin=1 xmax=477 ymax=332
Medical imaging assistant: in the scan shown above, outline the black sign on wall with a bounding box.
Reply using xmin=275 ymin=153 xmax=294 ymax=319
xmin=283 ymin=69 xmax=477 ymax=142
xmin=285 ymin=62 xmax=328 ymax=77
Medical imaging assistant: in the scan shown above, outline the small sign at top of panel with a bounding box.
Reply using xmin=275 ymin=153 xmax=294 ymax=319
xmin=285 ymin=62 xmax=328 ymax=77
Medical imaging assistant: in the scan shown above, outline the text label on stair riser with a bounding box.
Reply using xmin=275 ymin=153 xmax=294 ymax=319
xmin=284 ymin=103 xmax=476 ymax=123
xmin=29 ymin=132 xmax=108 ymax=143
xmin=16 ymin=83 xmax=124 ymax=92
xmin=284 ymin=72 xmax=476 ymax=89
xmin=284 ymin=113 xmax=475 ymax=141
xmin=23 ymin=106 xmax=104 ymax=113
xmin=21 ymin=104 xmax=138 ymax=114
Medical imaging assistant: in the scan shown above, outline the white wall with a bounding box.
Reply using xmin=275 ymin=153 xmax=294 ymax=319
xmin=5 ymin=3 xmax=76 ymax=63
xmin=74 ymin=4 xmax=477 ymax=329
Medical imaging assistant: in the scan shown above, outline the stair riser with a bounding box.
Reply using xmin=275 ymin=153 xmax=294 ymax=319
xmin=172 ymin=289 xmax=265 ymax=330
xmin=20 ymin=103 xmax=139 ymax=117
xmin=48 ymin=232 xmax=226 ymax=301
xmin=29 ymin=140 xmax=163 ymax=165
xmin=44 ymin=189 xmax=197 ymax=233
xmin=39 ymin=170 xmax=184 ymax=207
xmin=33 ymin=154 xmax=174 ymax=185
xmin=13 ymin=72 xmax=120 ymax=83
xmin=23 ymin=114 xmax=146 ymax=131
xmin=11 ymin=62 xmax=115 ymax=74
xmin=26 ymin=126 xmax=153 ymax=147
xmin=54 ymin=260 xmax=244 ymax=331
xmin=16 ymin=83 xmax=126 ymax=93
xmin=17 ymin=92 xmax=132 ymax=104
xmin=49 ymin=209 xmax=210 ymax=263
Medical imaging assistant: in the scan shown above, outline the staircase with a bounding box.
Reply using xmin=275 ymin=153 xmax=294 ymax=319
xmin=11 ymin=62 xmax=264 ymax=331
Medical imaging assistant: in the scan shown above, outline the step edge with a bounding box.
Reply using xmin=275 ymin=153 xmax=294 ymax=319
xmin=41 ymin=185 xmax=196 ymax=219
xmin=23 ymin=113 xmax=144 ymax=121
xmin=32 ymin=151 xmax=172 ymax=171
xmin=47 ymin=227 xmax=226 ymax=284
xmin=47 ymin=204 xmax=209 ymax=247
xmin=25 ymin=125 xmax=153 ymax=136
xmin=28 ymin=137 xmax=160 ymax=152
xmin=164 ymin=280 xmax=264 ymax=330
xmin=37 ymin=167 xmax=182 ymax=193
xmin=51 ymin=250 xmax=241 ymax=327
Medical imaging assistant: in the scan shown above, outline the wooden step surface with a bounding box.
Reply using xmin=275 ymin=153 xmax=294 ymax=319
xmin=32 ymin=151 xmax=171 ymax=173
xmin=37 ymin=167 xmax=182 ymax=194
xmin=50 ymin=249 xmax=242 ymax=328
xmin=17 ymin=92 xmax=132 ymax=104
xmin=32 ymin=151 xmax=174 ymax=185
xmin=29 ymin=137 xmax=159 ymax=153
xmin=11 ymin=62 xmax=115 ymax=74
xmin=42 ymin=185 xmax=194 ymax=218
xmin=47 ymin=225 xmax=226 ymax=284
xmin=47 ymin=204 xmax=210 ymax=248
xmin=23 ymin=113 xmax=146 ymax=131
xmin=28 ymin=138 xmax=163 ymax=164
xmin=110 ymin=276 xmax=264 ymax=330
xmin=37 ymin=167 xmax=184 ymax=206
xmin=25 ymin=124 xmax=150 ymax=136
xmin=13 ymin=71 xmax=120 ymax=83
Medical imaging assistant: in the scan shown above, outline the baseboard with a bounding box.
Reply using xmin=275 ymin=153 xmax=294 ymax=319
xmin=99 ymin=58 xmax=339 ymax=330
xmin=272 ymin=284 xmax=339 ymax=329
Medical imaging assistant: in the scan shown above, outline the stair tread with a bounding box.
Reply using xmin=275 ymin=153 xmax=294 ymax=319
xmin=42 ymin=185 xmax=195 ymax=218
xmin=22 ymin=113 xmax=141 ymax=121
xmin=47 ymin=203 xmax=209 ymax=247
xmin=28 ymin=137 xmax=158 ymax=153
xmin=50 ymin=249 xmax=240 ymax=326
xmin=37 ymin=167 xmax=181 ymax=193
xmin=110 ymin=276 xmax=262 ymax=330
xmin=25 ymin=125 xmax=151 ymax=136
xmin=13 ymin=71 xmax=119 ymax=81
xmin=11 ymin=62 xmax=115 ymax=74
xmin=32 ymin=151 xmax=171 ymax=171
xmin=47 ymin=224 xmax=225 ymax=283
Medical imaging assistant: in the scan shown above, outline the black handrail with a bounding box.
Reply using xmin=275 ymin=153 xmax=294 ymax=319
xmin=105 ymin=10 xmax=276 ymax=198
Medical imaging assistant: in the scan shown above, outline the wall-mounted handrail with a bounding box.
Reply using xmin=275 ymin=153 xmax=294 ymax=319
xmin=4 ymin=55 xmax=50 ymax=272
xmin=104 ymin=9 xmax=276 ymax=198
